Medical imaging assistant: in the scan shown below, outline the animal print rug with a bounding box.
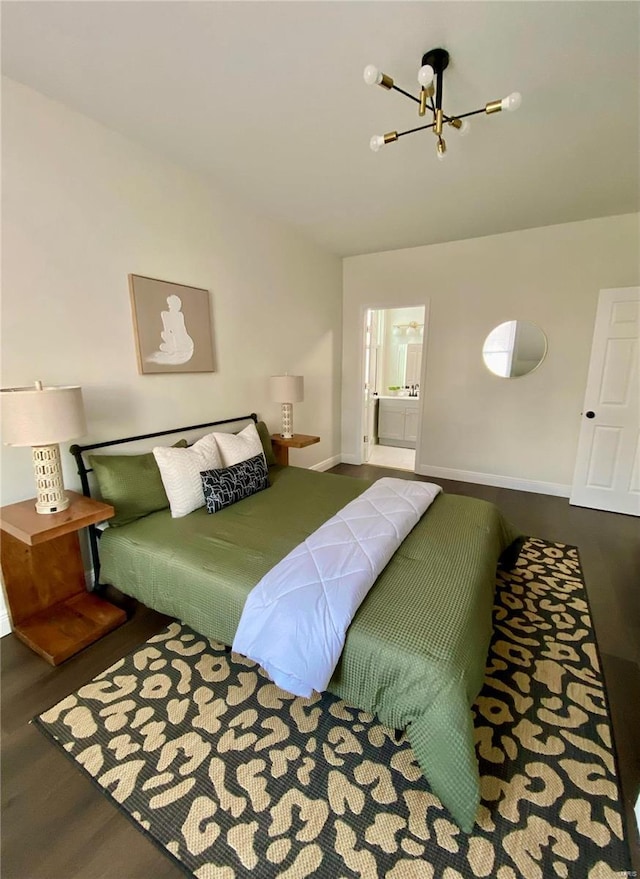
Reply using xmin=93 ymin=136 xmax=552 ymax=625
xmin=34 ymin=538 xmax=632 ymax=878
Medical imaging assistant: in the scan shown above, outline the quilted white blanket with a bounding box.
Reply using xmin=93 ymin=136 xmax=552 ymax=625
xmin=232 ymin=477 xmax=442 ymax=697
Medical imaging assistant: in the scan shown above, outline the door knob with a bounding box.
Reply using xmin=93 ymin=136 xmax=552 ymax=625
xmin=585 ymin=411 xmax=596 ymax=419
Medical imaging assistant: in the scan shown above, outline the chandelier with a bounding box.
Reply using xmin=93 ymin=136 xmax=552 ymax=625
xmin=364 ymin=48 xmax=521 ymax=160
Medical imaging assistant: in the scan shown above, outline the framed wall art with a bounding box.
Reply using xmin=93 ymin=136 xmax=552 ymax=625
xmin=129 ymin=274 xmax=215 ymax=375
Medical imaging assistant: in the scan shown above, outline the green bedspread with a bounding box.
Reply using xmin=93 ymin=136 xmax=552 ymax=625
xmin=99 ymin=465 xmax=520 ymax=831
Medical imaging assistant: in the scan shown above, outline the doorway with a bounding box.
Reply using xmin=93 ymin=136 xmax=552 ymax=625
xmin=362 ymin=306 xmax=427 ymax=471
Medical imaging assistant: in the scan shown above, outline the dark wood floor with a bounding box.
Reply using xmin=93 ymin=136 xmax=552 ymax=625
xmin=2 ymin=464 xmax=639 ymax=878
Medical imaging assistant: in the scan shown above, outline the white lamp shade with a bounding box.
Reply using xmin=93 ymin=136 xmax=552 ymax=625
xmin=269 ymin=375 xmax=304 ymax=404
xmin=1 ymin=385 xmax=87 ymax=446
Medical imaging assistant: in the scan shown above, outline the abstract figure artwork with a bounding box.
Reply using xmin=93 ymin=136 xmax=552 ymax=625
xmin=129 ymin=275 xmax=214 ymax=374
xmin=148 ymin=294 xmax=194 ymax=365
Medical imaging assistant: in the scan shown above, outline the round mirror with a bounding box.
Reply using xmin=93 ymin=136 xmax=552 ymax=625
xmin=482 ymin=320 xmax=547 ymax=378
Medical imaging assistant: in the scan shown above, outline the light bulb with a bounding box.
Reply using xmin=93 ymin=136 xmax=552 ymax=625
xmin=436 ymin=138 xmax=447 ymax=160
xmin=363 ymin=65 xmax=383 ymax=86
xmin=417 ymin=64 xmax=434 ymax=87
xmin=369 ymin=134 xmax=385 ymax=152
xmin=449 ymin=117 xmax=470 ymax=135
xmin=501 ymin=91 xmax=522 ymax=112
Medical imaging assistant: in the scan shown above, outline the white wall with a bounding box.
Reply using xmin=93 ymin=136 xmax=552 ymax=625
xmin=343 ymin=214 xmax=639 ymax=494
xmin=0 ymin=77 xmax=343 ymax=633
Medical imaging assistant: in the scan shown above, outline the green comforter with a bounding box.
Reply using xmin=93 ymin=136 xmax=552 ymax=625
xmin=99 ymin=466 xmax=520 ymax=830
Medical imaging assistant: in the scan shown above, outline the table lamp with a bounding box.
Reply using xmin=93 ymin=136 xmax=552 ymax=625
xmin=1 ymin=381 xmax=87 ymax=513
xmin=269 ymin=374 xmax=303 ymax=439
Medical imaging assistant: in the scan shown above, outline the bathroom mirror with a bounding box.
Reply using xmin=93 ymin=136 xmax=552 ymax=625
xmin=482 ymin=320 xmax=547 ymax=378
xmin=395 ymin=343 xmax=423 ymax=389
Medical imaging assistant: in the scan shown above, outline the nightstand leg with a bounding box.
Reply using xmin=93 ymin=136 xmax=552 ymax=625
xmin=1 ymin=530 xmax=126 ymax=665
xmin=1 ymin=530 xmax=85 ymax=623
xmin=273 ymin=445 xmax=290 ymax=466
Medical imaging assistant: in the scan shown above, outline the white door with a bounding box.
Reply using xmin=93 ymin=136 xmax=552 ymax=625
xmin=570 ymin=287 xmax=639 ymax=515
xmin=362 ymin=310 xmax=380 ymax=463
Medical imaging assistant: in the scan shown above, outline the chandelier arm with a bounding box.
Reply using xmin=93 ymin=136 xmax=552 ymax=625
xmin=387 ymin=83 xmax=462 ymax=122
xmin=396 ymin=120 xmax=437 ymax=138
xmin=391 ymin=106 xmax=487 ymax=140
xmin=450 ymin=106 xmax=489 ymax=122
xmin=390 ymin=84 xmax=421 ymax=105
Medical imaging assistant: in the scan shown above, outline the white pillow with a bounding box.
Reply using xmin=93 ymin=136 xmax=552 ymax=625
xmin=153 ymin=433 xmax=222 ymax=518
xmin=213 ymin=422 xmax=265 ymax=467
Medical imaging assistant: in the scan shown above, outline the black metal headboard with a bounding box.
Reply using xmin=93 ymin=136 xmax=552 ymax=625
xmin=69 ymin=412 xmax=258 ymax=588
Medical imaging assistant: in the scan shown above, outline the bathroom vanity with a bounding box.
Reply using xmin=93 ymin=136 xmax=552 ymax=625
xmin=376 ymin=396 xmax=419 ymax=449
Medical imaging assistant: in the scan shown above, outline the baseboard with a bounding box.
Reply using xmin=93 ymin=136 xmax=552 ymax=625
xmin=415 ymin=464 xmax=571 ymax=498
xmin=338 ymin=455 xmax=570 ymax=498
xmin=0 ymin=609 xmax=12 ymax=637
xmin=310 ymin=455 xmax=342 ymax=472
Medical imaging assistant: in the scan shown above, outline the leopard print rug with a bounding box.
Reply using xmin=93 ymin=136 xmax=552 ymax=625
xmin=35 ymin=538 xmax=632 ymax=878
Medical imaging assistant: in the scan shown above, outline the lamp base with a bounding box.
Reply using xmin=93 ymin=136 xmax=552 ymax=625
xmin=35 ymin=496 xmax=70 ymax=515
xmin=280 ymin=402 xmax=294 ymax=439
xmin=33 ymin=444 xmax=71 ymax=514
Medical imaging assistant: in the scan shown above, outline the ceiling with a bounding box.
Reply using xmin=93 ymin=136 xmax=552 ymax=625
xmin=2 ymin=1 xmax=639 ymax=257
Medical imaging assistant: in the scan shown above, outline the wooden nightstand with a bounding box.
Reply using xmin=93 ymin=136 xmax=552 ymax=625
xmin=270 ymin=433 xmax=320 ymax=466
xmin=0 ymin=491 xmax=127 ymax=665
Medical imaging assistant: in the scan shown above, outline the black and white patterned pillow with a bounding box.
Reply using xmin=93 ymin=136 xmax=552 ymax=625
xmin=200 ymin=454 xmax=269 ymax=513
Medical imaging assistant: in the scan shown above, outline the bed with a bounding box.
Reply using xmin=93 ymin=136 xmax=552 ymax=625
xmin=70 ymin=413 xmax=522 ymax=832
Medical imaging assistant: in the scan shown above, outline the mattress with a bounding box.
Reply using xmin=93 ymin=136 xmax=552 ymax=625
xmin=99 ymin=465 xmax=521 ymax=830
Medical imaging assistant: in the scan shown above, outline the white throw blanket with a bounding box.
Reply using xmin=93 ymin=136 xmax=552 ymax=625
xmin=232 ymin=477 xmax=442 ymax=697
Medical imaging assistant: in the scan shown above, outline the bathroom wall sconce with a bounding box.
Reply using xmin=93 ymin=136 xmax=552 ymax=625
xmin=393 ymin=321 xmax=424 ymax=337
